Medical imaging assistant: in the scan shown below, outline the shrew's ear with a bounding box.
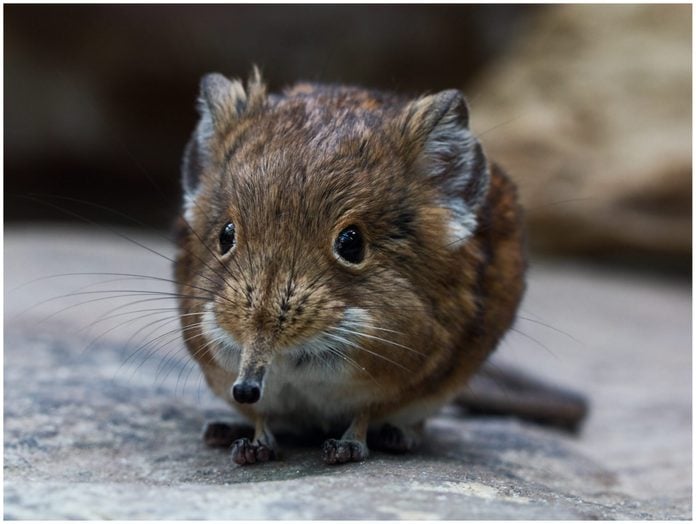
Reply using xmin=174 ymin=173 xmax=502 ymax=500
xmin=404 ymin=89 xmax=490 ymax=246
xmin=181 ymin=67 xmax=266 ymax=196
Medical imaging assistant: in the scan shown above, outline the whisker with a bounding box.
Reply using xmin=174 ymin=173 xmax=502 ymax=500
xmin=127 ymin=323 xmax=215 ymax=383
xmin=167 ymin=331 xmax=231 ymax=394
xmin=509 ymin=327 xmax=559 ymax=360
xmin=12 ymin=288 xmax=211 ymax=324
xmin=323 ymin=332 xmax=411 ymax=372
xmin=516 ymin=315 xmax=583 ymax=346
xmin=22 ymin=192 xmax=238 ymax=294
xmin=170 ymin=335 xmax=232 ymax=402
xmin=11 ymin=271 xmax=234 ymax=307
xmin=101 ymin=157 xmax=251 ymax=299
xmin=155 ymin=320 xmax=221 ymax=376
xmin=119 ymin=320 xmax=211 ymax=375
xmin=72 ymin=296 xmax=196 ymax=333
xmin=168 ymin=332 xmax=230 ymax=390
xmin=23 ymin=193 xmax=179 ymax=267
xmin=331 ymin=325 xmax=425 ymax=358
xmin=80 ymin=310 xmax=184 ymax=356
xmin=360 ymin=325 xmax=404 ymax=336
xmin=321 ymin=343 xmax=381 ymax=387
xmin=77 ymin=307 xmax=189 ymax=334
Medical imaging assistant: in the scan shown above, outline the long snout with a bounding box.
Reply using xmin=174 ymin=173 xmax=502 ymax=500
xmin=232 ymin=345 xmax=272 ymax=404
xmin=232 ymin=380 xmax=262 ymax=403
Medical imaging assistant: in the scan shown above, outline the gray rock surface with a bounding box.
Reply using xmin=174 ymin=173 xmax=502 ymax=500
xmin=4 ymin=226 xmax=691 ymax=519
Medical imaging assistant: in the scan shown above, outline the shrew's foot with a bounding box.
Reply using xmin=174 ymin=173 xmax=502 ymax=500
xmin=370 ymin=423 xmax=421 ymax=454
xmin=202 ymin=421 xmax=253 ymax=448
xmin=231 ymin=437 xmax=277 ymax=465
xmin=322 ymin=438 xmax=369 ymax=464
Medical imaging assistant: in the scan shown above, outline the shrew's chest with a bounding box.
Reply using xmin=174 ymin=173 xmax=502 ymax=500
xmin=253 ymin=357 xmax=375 ymax=432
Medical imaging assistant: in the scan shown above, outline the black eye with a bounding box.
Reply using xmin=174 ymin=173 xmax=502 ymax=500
xmin=219 ymin=222 xmax=236 ymax=254
xmin=334 ymin=225 xmax=364 ymax=264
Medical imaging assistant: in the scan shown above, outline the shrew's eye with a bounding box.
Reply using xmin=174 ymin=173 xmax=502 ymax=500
xmin=334 ymin=225 xmax=365 ymax=264
xmin=219 ymin=222 xmax=236 ymax=254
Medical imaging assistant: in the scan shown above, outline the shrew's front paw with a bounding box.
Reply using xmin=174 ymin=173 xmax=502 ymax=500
xmin=322 ymin=438 xmax=369 ymax=464
xmin=231 ymin=437 xmax=277 ymax=465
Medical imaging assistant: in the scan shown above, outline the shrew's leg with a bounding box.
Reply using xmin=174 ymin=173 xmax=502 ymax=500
xmin=231 ymin=416 xmax=279 ymax=465
xmin=369 ymin=421 xmax=424 ymax=454
xmin=322 ymin=412 xmax=370 ymax=465
xmin=202 ymin=421 xmax=254 ymax=448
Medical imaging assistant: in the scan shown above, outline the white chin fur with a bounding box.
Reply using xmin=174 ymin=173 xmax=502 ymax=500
xmin=200 ymin=303 xmax=374 ymax=371
xmin=201 ymin=303 xmax=242 ymax=371
xmin=198 ymin=305 xmax=377 ymax=427
xmin=196 ymin=304 xmax=438 ymax=432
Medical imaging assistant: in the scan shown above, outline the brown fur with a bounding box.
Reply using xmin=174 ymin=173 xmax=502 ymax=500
xmin=174 ymin=72 xmax=526 ymax=463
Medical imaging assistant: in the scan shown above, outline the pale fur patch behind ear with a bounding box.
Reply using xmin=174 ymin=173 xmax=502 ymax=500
xmin=182 ymin=190 xmax=199 ymax=225
xmin=202 ymin=302 xmax=242 ymax=372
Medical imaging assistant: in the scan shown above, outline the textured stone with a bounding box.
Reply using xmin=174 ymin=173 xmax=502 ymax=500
xmin=4 ymin=227 xmax=691 ymax=519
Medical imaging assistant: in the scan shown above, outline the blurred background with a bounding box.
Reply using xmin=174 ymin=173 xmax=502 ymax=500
xmin=4 ymin=6 xmax=692 ymax=518
xmin=5 ymin=3 xmax=691 ymax=271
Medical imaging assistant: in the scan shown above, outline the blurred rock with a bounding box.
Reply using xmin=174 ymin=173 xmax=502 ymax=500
xmin=470 ymin=5 xmax=691 ymax=263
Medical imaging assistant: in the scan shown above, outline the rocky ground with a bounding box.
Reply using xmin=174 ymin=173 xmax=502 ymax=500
xmin=4 ymin=226 xmax=691 ymax=519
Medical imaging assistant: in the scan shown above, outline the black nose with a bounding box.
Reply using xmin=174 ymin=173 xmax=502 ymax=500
xmin=232 ymin=382 xmax=261 ymax=404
